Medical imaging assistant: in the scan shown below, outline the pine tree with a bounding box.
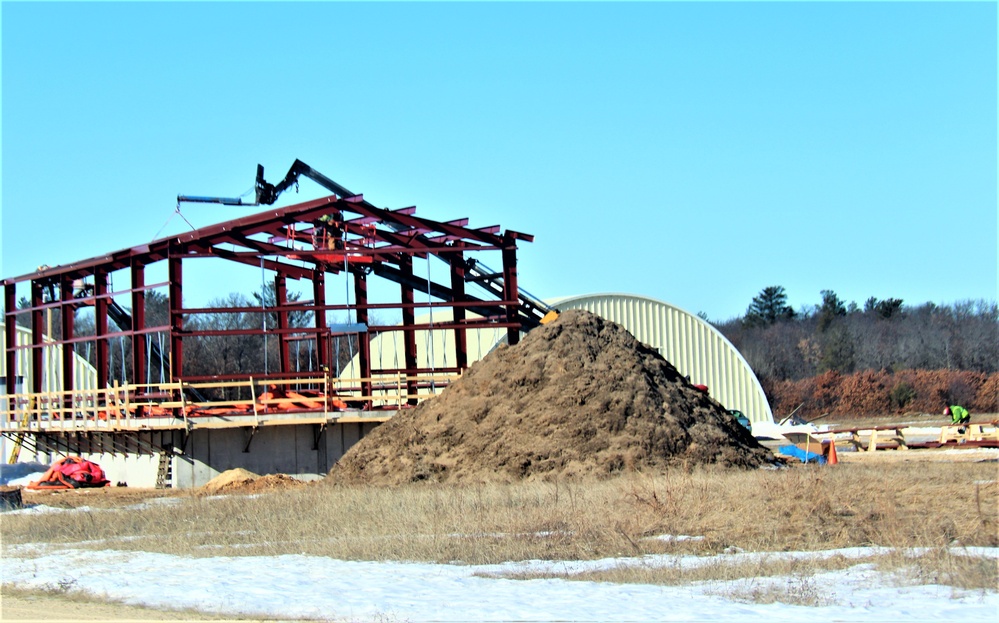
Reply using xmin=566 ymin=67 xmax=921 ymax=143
xmin=744 ymin=286 xmax=795 ymax=327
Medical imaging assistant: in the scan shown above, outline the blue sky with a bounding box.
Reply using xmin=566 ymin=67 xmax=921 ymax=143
xmin=2 ymin=1 xmax=996 ymax=322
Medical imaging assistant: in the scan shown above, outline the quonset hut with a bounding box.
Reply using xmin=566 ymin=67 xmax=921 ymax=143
xmin=343 ymin=293 xmax=773 ymax=424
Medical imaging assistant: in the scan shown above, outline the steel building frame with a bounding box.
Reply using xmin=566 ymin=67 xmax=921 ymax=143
xmin=3 ymin=183 xmax=536 ymax=418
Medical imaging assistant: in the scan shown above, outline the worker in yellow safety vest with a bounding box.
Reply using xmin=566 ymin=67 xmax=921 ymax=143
xmin=944 ymin=404 xmax=970 ymax=426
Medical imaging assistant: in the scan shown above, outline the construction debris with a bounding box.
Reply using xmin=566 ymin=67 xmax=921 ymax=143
xmin=25 ymin=456 xmax=109 ymax=490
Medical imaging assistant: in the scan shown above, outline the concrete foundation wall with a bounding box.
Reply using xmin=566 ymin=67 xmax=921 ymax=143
xmin=173 ymin=421 xmax=380 ymax=488
xmin=17 ymin=429 xmax=184 ymax=489
xmin=13 ymin=421 xmax=382 ymax=489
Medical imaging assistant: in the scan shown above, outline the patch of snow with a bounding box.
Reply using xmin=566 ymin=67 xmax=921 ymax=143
xmin=3 ymin=544 xmax=997 ymax=622
xmin=3 ymin=504 xmax=86 ymax=515
xmin=642 ymin=534 xmax=706 ymax=543
xmin=0 ymin=461 xmax=50 ymax=486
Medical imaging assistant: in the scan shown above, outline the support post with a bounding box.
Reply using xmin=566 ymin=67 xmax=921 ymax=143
xmin=449 ymin=254 xmax=468 ymax=371
xmin=130 ymin=259 xmax=146 ymax=396
xmin=501 ymin=236 xmax=520 ymax=346
xmin=354 ymin=270 xmax=372 ymax=404
xmin=313 ymin=269 xmax=327 ymax=372
xmin=400 ymin=258 xmax=418 ymax=404
xmin=4 ymin=283 xmax=17 ymax=402
xmin=31 ymin=281 xmax=44 ymax=394
xmin=60 ymin=276 xmax=76 ymax=407
xmin=94 ymin=268 xmax=109 ymax=390
xmin=275 ymin=273 xmax=290 ymax=374
xmin=168 ymin=255 xmax=183 ymax=382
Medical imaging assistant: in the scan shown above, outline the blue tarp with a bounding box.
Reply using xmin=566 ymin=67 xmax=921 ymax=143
xmin=778 ymin=445 xmax=826 ymax=464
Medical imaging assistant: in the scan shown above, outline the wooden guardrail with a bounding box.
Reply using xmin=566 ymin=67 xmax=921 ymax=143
xmin=0 ymin=371 xmax=459 ymax=432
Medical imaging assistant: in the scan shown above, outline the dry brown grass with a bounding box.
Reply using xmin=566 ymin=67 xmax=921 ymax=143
xmin=0 ymin=583 xmax=308 ymax=621
xmin=481 ymin=551 xmax=864 ymax=584
xmin=482 ymin=548 xmax=998 ymax=595
xmin=4 ymin=462 xmax=997 ymax=586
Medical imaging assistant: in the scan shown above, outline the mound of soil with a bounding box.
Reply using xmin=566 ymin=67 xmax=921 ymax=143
xmin=201 ymin=468 xmax=307 ymax=494
xmin=240 ymin=473 xmax=307 ymax=493
xmin=329 ymin=310 xmax=772 ymax=485
xmin=202 ymin=468 xmax=259 ymax=493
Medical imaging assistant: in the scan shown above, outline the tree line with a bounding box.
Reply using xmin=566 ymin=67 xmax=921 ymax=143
xmin=706 ymin=287 xmax=998 ymax=416
xmin=711 ymin=286 xmax=998 ymax=382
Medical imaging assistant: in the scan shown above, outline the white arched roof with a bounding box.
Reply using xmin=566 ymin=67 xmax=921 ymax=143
xmin=343 ymin=293 xmax=774 ymax=423
xmin=550 ymin=293 xmax=773 ymax=424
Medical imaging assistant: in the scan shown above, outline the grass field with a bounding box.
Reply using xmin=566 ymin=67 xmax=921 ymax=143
xmin=4 ymin=459 xmax=996 ymax=590
xmin=3 ymin=449 xmax=997 ymax=622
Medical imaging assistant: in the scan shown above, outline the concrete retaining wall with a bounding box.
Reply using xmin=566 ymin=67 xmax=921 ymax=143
xmin=16 ymin=421 xmax=382 ymax=489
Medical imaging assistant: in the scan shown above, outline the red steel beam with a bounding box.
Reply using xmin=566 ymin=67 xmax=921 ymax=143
xmin=60 ymin=276 xmax=76 ymax=400
xmin=30 ymin=282 xmax=44 ymax=394
xmin=450 ymin=252 xmax=468 ymax=371
xmin=94 ymin=270 xmax=109 ymax=391
xmin=4 ymin=283 xmax=16 ymax=401
xmin=6 ymin=325 xmax=171 ymax=349
xmin=275 ymin=273 xmax=290 ymax=374
xmin=180 ymin=299 xmax=518 ymax=316
xmin=130 ymin=259 xmax=147 ymax=392
xmin=502 ymin=236 xmax=520 ymax=346
xmin=354 ymin=272 xmax=372 ymax=402
xmin=168 ymin=255 xmax=183 ymax=381
xmin=400 ymin=257 xmax=418 ymax=405
xmin=312 ymin=269 xmax=327 ymax=372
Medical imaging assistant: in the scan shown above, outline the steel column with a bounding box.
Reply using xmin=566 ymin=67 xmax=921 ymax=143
xmin=130 ymin=260 xmax=146 ymax=394
xmin=60 ymin=276 xmax=75 ymax=399
xmin=30 ymin=281 xmax=44 ymax=394
xmin=94 ymin=269 xmax=109 ymax=390
xmin=400 ymin=258 xmax=418 ymax=404
xmin=312 ymin=269 xmax=327 ymax=372
xmin=354 ymin=271 xmax=372 ymax=403
xmin=4 ymin=284 xmax=16 ymax=399
xmin=275 ymin=273 xmax=290 ymax=374
xmin=449 ymin=255 xmax=468 ymax=371
xmin=501 ymin=238 xmax=520 ymax=346
xmin=168 ymin=255 xmax=183 ymax=381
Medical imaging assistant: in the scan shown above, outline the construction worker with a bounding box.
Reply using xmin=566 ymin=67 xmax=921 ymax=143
xmin=944 ymin=404 xmax=971 ymax=426
xmin=317 ymin=213 xmax=345 ymax=250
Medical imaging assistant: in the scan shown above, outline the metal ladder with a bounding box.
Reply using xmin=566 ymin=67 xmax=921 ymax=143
xmin=7 ymin=408 xmax=32 ymax=464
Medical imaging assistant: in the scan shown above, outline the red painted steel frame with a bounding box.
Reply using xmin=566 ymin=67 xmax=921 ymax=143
xmin=2 ymin=184 xmax=534 ymax=410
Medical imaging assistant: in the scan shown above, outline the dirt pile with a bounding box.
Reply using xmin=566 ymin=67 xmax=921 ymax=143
xmin=329 ymin=310 xmax=772 ymax=485
xmin=201 ymin=468 xmax=306 ymax=494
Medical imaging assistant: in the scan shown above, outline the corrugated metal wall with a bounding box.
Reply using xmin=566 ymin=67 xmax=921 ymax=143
xmin=345 ymin=293 xmax=773 ymax=424
xmin=0 ymin=322 xmax=99 ymax=394
xmin=552 ymin=294 xmax=773 ymax=424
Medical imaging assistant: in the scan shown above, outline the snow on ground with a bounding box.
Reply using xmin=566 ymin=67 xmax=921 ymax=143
xmin=2 ymin=513 xmax=997 ymax=623
xmin=0 ymin=462 xmax=49 ymax=486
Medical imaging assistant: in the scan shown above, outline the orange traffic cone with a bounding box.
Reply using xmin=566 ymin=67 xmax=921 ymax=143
xmin=826 ymin=440 xmax=839 ymax=466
